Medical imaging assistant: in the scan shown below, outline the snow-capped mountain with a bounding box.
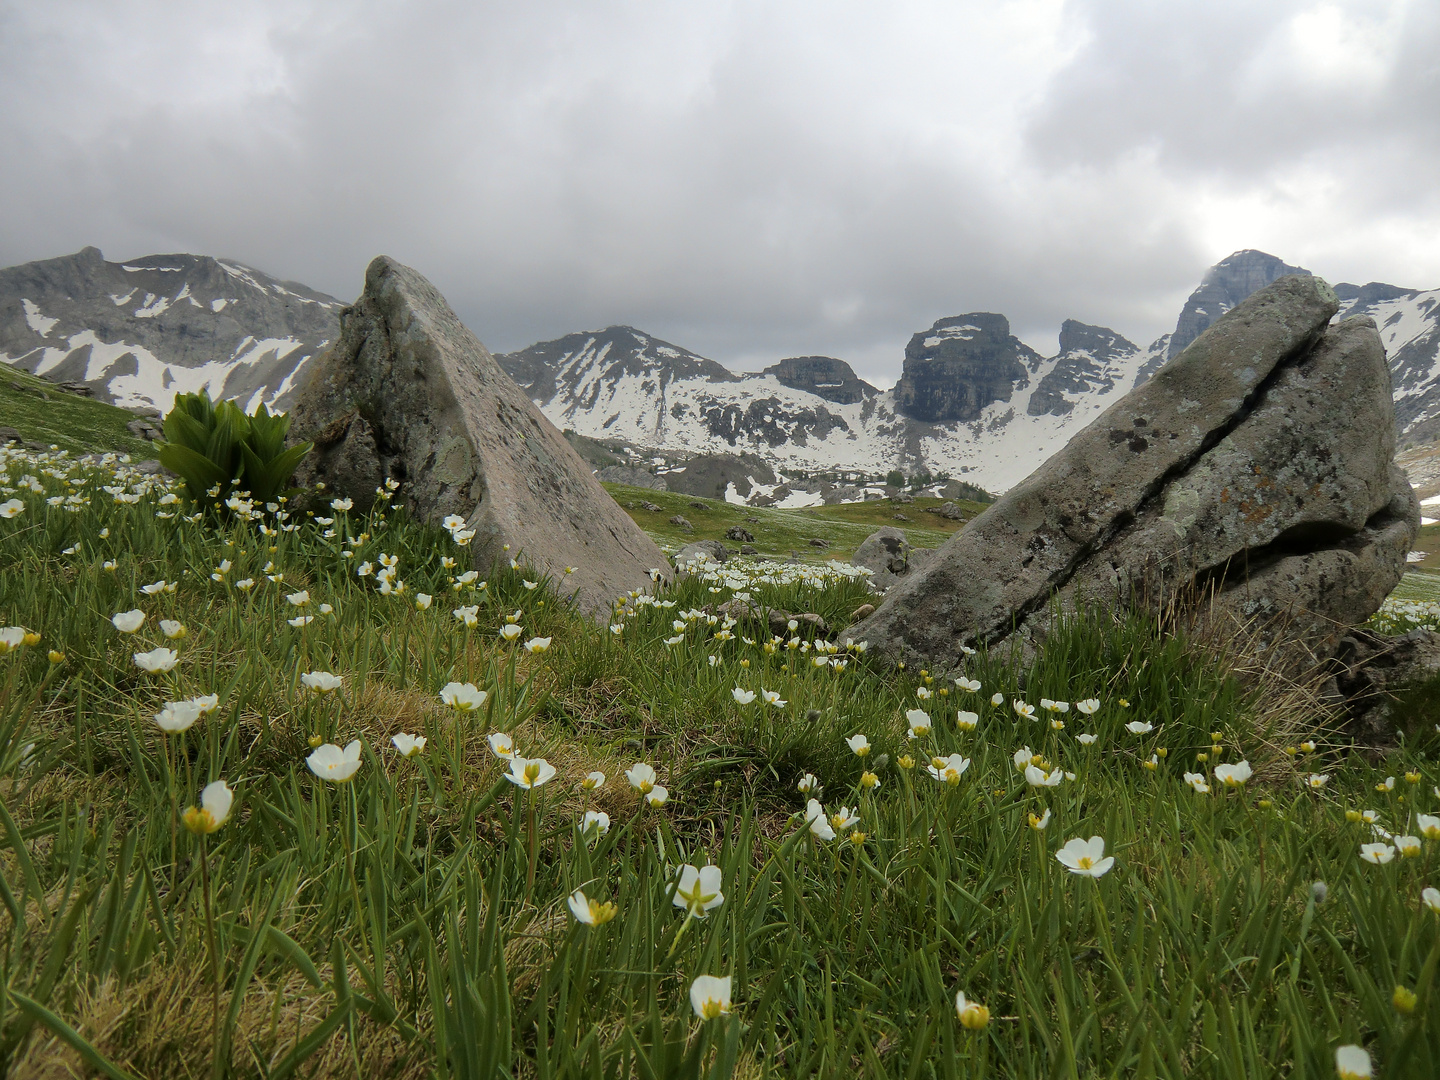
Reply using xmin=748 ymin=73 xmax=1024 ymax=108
xmin=497 ymin=317 xmax=1151 ymax=493
xmin=0 ymin=246 xmax=340 ymax=413
xmin=5 ymin=245 xmax=1440 ymax=493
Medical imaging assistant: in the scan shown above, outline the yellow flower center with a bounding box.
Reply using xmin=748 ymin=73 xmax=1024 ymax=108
xmin=1076 ymin=856 xmax=1094 ymax=870
xmin=700 ymin=998 xmax=726 ymax=1020
xmin=523 ymin=763 xmax=541 ymax=785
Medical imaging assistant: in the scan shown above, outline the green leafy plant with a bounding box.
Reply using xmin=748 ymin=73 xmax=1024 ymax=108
xmin=158 ymin=390 xmax=312 ymax=510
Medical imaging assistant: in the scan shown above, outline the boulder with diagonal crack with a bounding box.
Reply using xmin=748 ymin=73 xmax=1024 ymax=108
xmin=848 ymin=274 xmax=1419 ymax=673
xmin=287 ymin=256 xmax=668 ymax=617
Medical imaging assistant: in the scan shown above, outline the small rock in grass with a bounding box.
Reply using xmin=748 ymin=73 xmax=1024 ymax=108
xmin=850 ymin=603 xmax=876 ymax=621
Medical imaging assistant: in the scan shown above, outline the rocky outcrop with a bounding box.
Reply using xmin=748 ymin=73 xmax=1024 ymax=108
xmin=597 ymin=466 xmax=667 ymax=490
xmin=1028 ymin=321 xmax=1139 ymax=417
xmin=851 ymin=527 xmax=931 ymax=593
xmin=287 ymin=256 xmax=668 ymax=617
xmin=0 ymin=246 xmax=340 ymax=412
xmin=849 ymin=274 xmax=1419 ymax=671
xmin=893 ymin=314 xmax=1044 ymax=423
xmin=763 ymin=356 xmax=877 ymax=404
xmin=661 ymin=453 xmax=775 ymax=500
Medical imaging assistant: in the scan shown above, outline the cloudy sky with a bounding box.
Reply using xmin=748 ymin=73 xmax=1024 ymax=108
xmin=2 ymin=0 xmax=1437 ymax=386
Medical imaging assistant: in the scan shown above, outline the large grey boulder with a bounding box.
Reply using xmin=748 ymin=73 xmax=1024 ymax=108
xmin=288 ymin=257 xmax=668 ymax=617
xmin=849 ymin=275 xmax=1419 ymax=671
xmin=852 ymin=527 xmax=929 ymax=593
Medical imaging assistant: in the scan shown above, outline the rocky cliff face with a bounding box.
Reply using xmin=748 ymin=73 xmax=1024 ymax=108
xmin=0 ymin=247 xmax=340 ymax=412
xmin=892 ymin=314 xmax=1043 ymax=423
xmin=762 ymin=356 xmax=876 ymax=404
xmin=1027 ymin=320 xmax=1140 ymax=417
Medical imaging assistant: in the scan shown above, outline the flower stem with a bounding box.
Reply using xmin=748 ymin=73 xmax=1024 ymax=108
xmin=200 ymin=836 xmax=221 ymax=1077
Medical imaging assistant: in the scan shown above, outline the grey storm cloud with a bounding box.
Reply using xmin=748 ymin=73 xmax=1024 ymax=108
xmin=1 ymin=0 xmax=1437 ymax=387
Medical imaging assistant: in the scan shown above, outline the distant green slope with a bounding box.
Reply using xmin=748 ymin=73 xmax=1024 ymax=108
xmin=0 ymin=367 xmax=152 ymax=456
xmin=602 ymin=481 xmax=983 ymax=560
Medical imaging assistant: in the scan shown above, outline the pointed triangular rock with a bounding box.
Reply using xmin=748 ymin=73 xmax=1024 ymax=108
xmin=287 ymin=256 xmax=667 ymax=616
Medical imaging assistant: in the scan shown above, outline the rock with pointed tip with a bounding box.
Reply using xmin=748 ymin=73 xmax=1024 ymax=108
xmin=287 ymin=256 xmax=668 ymax=617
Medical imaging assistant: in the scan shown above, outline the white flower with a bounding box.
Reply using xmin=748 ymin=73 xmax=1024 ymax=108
xmin=1335 ymin=1045 xmax=1372 ymax=1080
xmin=567 ymin=888 xmax=618 ymax=926
xmin=990 ymin=692 xmax=1004 ymax=706
xmin=1056 ymin=835 xmax=1115 ymax=877
xmin=846 ymin=734 xmax=870 ymax=757
xmin=440 ymin=682 xmax=488 ymax=711
xmin=955 ymin=710 xmax=978 ymax=731
xmin=1076 ymin=733 xmax=1097 ymax=746
xmin=391 ymin=733 xmax=426 ymax=757
xmin=829 ymin=806 xmax=860 ymax=830
xmin=500 ymin=624 xmax=523 ymax=642
xmin=954 ymin=676 xmax=981 ymax=692
xmin=644 ymin=786 xmax=669 ymax=807
xmin=1418 ymin=813 xmax=1440 ymax=840
xmin=926 ymin=753 xmax=971 ymax=784
xmin=1125 ymin=721 xmax=1154 ymax=735
xmin=307 ymin=740 xmax=362 ymax=783
xmin=905 ymin=708 xmax=932 ymax=737
xmin=609 ymin=623 xmax=624 ymax=634
xmin=288 ymin=616 xmax=314 ymax=627
xmin=487 ymin=732 xmax=516 ymax=760
xmin=505 ymin=756 xmax=557 ymax=789
xmin=581 ymin=771 xmax=605 ymax=790
xmin=286 ymin=590 xmax=311 ymax=607
xmin=689 ymin=975 xmax=732 ymax=1020
xmin=140 ymin=579 xmax=175 ymax=595
xmin=797 ymin=773 xmax=819 ymax=793
xmin=453 ymin=605 xmax=479 ymax=627
xmin=1028 ymin=808 xmax=1052 ymax=831
xmin=673 ymin=864 xmax=725 ymax=917
xmin=330 ymin=497 xmax=353 ymax=511
xmin=1183 ymin=772 xmax=1211 ymax=794
xmin=190 ymin=694 xmax=220 ymax=714
xmin=0 ymin=499 xmax=24 ymax=518
xmin=1306 ymin=773 xmax=1330 ymax=789
xmin=112 ymin=609 xmax=146 ymax=634
xmin=155 ymin=700 xmax=204 ymax=733
xmin=523 ymin=637 xmax=552 ymax=654
xmin=579 ymin=809 xmax=611 ymax=837
xmin=181 ymin=780 xmax=234 ymax=834
xmin=1013 ymin=746 xmax=1037 ymax=770
xmin=1075 ymin=699 xmax=1100 ymax=715
xmin=1423 ymin=886 xmax=1440 ymax=912
xmin=626 ymin=762 xmax=657 ymax=793
xmin=1359 ymin=842 xmax=1395 ymax=864
xmin=300 ymin=671 xmax=342 ymax=693
xmin=1025 ymin=764 xmax=1064 ymax=787
xmin=522 ymin=580 xmax=539 ymax=591
xmin=805 ymin=798 xmax=835 ymax=841
xmin=1214 ymin=761 xmax=1253 ymax=787
xmin=916 ymin=686 xmax=932 ymax=700
xmin=1395 ymin=835 xmax=1422 ymax=858
xmin=134 ymin=647 xmax=178 ymax=673
xmin=762 ymin=689 xmax=786 ymax=708
xmin=415 ymin=593 xmax=433 ymax=610
xmin=732 ymin=688 xmax=755 ymax=705
xmin=1013 ymin=700 xmax=1036 ymax=720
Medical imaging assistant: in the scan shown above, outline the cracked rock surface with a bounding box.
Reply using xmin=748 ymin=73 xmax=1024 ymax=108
xmin=287 ymin=256 xmax=667 ymax=617
xmin=849 ymin=274 xmax=1420 ymax=671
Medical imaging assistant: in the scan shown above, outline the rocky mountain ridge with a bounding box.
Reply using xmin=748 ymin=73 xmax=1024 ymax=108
xmin=0 ymin=246 xmax=340 ymax=414
xmin=4 ymin=246 xmax=1440 ymax=494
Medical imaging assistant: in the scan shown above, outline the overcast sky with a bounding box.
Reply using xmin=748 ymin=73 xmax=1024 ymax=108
xmin=2 ymin=0 xmax=1437 ymax=387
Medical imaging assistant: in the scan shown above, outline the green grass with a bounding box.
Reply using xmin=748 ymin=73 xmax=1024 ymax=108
xmin=1 ymin=443 xmax=1439 ymax=1078
xmin=603 ymin=482 xmax=983 ymax=560
xmin=0 ymin=366 xmax=152 ymax=457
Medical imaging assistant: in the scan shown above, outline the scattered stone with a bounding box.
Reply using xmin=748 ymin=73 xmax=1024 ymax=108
xmin=864 ymin=491 xmax=884 ymax=501
xmin=1331 ymin=629 xmax=1440 ymax=742
xmin=668 ymin=515 xmax=694 ymax=533
xmin=676 ymin=540 xmax=729 ymax=566
xmin=852 ymin=527 xmax=921 ymax=593
xmin=808 ymin=538 xmax=830 ymax=549
xmin=740 ymin=544 xmax=759 ymax=556
xmin=889 ymin=492 xmax=915 ymax=504
xmin=925 ymin=501 xmax=966 ymax=521
xmin=22 ymin=441 xmax=47 ymax=452
xmin=850 ymin=274 xmax=1418 ymax=673
xmin=56 ymin=381 xmax=94 ymax=397
xmin=286 ymin=255 xmax=668 ymax=618
xmin=640 ymin=501 xmax=663 ymax=512
xmin=893 ymin=513 xmax=910 ymax=522
xmin=689 ymin=500 xmax=708 ymax=510
xmin=725 ymin=525 xmax=755 ymax=543
xmin=126 ymin=417 xmax=163 ymax=441
xmin=0 ymin=426 xmax=19 ymax=444
xmin=744 ymin=515 xmax=761 ymax=523
xmin=850 ymin=603 xmax=876 ymax=621
xmin=132 ymin=459 xmax=169 ymax=476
